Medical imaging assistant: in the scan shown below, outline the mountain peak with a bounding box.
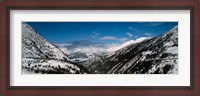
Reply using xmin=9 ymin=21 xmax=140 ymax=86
xmin=107 ymin=37 xmax=151 ymax=53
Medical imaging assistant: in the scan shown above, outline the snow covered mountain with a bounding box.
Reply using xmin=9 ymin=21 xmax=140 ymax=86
xmin=84 ymin=26 xmax=178 ymax=74
xmin=55 ymin=40 xmax=117 ymax=63
xmin=22 ymin=23 xmax=69 ymax=60
xmin=107 ymin=37 xmax=151 ymax=53
xmin=22 ymin=23 xmax=89 ymax=74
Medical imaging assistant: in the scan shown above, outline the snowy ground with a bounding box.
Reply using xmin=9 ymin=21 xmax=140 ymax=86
xmin=22 ymin=58 xmax=88 ymax=74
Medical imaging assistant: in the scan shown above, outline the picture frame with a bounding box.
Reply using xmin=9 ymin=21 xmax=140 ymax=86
xmin=0 ymin=0 xmax=199 ymax=96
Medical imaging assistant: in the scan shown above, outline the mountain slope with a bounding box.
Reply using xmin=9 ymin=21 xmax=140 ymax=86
xmin=22 ymin=23 xmax=89 ymax=74
xmin=22 ymin=23 xmax=69 ymax=60
xmin=85 ymin=26 xmax=178 ymax=74
xmin=107 ymin=37 xmax=151 ymax=53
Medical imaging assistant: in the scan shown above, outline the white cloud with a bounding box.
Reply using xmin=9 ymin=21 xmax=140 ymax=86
xmin=90 ymin=31 xmax=99 ymax=38
xmin=143 ymin=22 xmax=164 ymax=27
xmin=119 ymin=38 xmax=128 ymax=42
xmin=99 ymin=36 xmax=128 ymax=43
xmin=93 ymin=31 xmax=99 ymax=35
xmin=99 ymin=36 xmax=118 ymax=40
xmin=128 ymin=27 xmax=139 ymax=32
xmin=144 ymin=32 xmax=152 ymax=36
xmin=126 ymin=32 xmax=133 ymax=38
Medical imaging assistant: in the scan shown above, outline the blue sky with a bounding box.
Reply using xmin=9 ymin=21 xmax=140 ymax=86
xmin=26 ymin=22 xmax=178 ymax=44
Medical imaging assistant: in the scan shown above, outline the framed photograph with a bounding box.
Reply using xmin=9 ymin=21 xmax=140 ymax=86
xmin=1 ymin=0 xmax=199 ymax=96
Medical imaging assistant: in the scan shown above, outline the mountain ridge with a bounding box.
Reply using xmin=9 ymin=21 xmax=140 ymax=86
xmin=22 ymin=23 xmax=89 ymax=74
xmin=84 ymin=25 xmax=178 ymax=74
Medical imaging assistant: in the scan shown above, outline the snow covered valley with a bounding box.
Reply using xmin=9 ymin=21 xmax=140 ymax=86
xmin=22 ymin=23 xmax=178 ymax=74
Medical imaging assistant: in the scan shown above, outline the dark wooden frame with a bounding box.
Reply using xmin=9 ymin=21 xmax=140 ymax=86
xmin=0 ymin=0 xmax=199 ymax=96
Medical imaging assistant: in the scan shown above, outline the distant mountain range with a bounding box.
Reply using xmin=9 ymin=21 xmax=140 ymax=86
xmin=55 ymin=40 xmax=118 ymax=63
xmin=54 ymin=38 xmax=151 ymax=63
xmin=22 ymin=23 xmax=178 ymax=74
